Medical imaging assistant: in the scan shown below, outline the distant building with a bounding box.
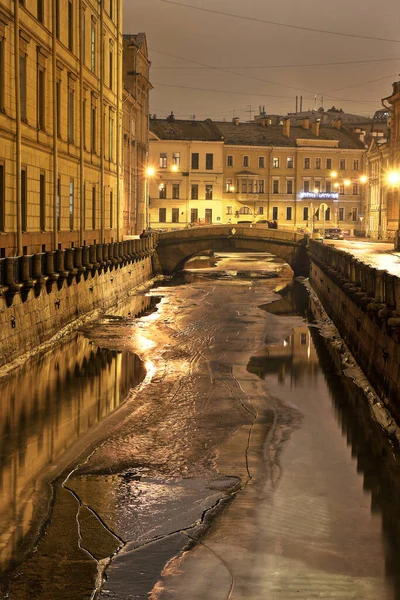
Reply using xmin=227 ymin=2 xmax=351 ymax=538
xmin=123 ymin=34 xmax=152 ymax=235
xmin=365 ymin=81 xmax=400 ymax=241
xmin=0 ymin=0 xmax=124 ymax=257
xmin=149 ymin=115 xmax=366 ymax=233
xmin=148 ymin=117 xmax=224 ymax=228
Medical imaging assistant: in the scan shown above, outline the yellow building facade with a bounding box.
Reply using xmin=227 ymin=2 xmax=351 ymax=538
xmin=148 ymin=118 xmax=224 ymax=229
xmin=122 ymin=33 xmax=152 ymax=236
xmin=149 ymin=117 xmax=366 ymax=233
xmin=0 ymin=0 xmax=123 ymax=257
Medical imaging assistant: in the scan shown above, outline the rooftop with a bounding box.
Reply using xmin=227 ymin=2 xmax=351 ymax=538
xmin=150 ymin=118 xmax=223 ymax=142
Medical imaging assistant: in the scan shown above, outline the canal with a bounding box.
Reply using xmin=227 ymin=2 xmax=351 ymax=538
xmin=1 ymin=251 xmax=399 ymax=599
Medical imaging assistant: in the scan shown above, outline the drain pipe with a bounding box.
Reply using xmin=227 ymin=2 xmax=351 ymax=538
xmin=14 ymin=0 xmax=22 ymax=255
xmin=52 ymin=0 xmax=58 ymax=250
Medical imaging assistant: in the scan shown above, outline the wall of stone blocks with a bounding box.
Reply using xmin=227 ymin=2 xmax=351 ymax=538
xmin=0 ymin=256 xmax=153 ymax=369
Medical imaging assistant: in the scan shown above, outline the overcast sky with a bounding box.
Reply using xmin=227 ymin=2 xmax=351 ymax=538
xmin=123 ymin=0 xmax=400 ymax=121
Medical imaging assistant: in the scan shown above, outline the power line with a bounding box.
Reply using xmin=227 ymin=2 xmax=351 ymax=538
xmin=152 ymin=81 xmax=382 ymax=106
xmin=151 ymin=57 xmax=400 ymax=70
xmin=330 ymin=73 xmax=399 ymax=92
xmin=159 ymin=0 xmax=400 ymax=44
xmin=150 ymin=48 xmax=385 ymax=108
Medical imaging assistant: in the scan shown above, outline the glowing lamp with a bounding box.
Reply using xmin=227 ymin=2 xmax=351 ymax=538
xmin=330 ymin=171 xmax=338 ymax=179
xmin=387 ymin=171 xmax=400 ymax=186
xmin=359 ymin=175 xmax=368 ymax=184
xmin=171 ymin=164 xmax=179 ymax=173
xmin=344 ymin=179 xmax=351 ymax=187
xmin=146 ymin=166 xmax=156 ymax=177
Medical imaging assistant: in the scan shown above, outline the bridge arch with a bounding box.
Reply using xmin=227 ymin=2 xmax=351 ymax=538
xmin=154 ymin=225 xmax=310 ymax=277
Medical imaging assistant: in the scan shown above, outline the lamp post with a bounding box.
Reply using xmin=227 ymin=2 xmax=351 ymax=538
xmin=388 ymin=170 xmax=400 ymax=250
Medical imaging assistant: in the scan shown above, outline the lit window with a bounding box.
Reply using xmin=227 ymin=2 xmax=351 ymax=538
xmin=273 ymin=157 xmax=280 ymax=168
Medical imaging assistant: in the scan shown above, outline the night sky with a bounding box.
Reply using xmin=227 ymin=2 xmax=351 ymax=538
xmin=123 ymin=0 xmax=400 ymax=121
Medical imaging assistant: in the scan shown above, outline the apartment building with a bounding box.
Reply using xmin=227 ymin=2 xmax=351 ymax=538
xmin=123 ymin=33 xmax=152 ymax=235
xmin=218 ymin=117 xmax=367 ymax=232
xmin=0 ymin=0 xmax=123 ymax=257
xmin=148 ymin=117 xmax=224 ymax=229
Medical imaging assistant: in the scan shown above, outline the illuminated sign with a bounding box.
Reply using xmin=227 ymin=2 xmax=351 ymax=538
xmin=299 ymin=192 xmax=339 ymax=200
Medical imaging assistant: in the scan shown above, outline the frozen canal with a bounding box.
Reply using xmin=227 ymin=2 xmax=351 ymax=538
xmin=1 ymin=252 xmax=400 ymax=599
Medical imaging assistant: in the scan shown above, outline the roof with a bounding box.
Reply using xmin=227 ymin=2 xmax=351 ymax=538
xmin=214 ymin=121 xmax=365 ymax=150
xmin=150 ymin=118 xmax=224 ymax=142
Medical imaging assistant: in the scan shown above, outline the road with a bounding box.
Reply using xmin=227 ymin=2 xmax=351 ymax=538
xmin=325 ymin=239 xmax=400 ymax=276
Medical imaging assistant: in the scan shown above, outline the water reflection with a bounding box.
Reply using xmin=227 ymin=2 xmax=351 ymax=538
xmin=0 ymin=334 xmax=145 ymax=577
xmin=249 ymin=280 xmax=400 ymax=598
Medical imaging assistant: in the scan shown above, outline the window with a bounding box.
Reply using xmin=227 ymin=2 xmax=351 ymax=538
xmin=314 ymin=180 xmax=321 ymax=191
xmin=160 ymin=153 xmax=167 ymax=168
xmin=191 ymin=153 xmax=199 ymax=170
xmin=40 ymin=172 xmax=46 ymax=230
xmin=227 ymin=155 xmax=233 ymax=167
xmin=0 ymin=163 xmax=3 ymax=232
xmin=91 ymin=104 xmax=96 ymax=152
xmin=325 ymin=207 xmax=331 ymax=221
xmin=273 ymin=180 xmax=279 ymax=194
xmin=82 ymin=12 xmax=86 ymax=64
xmin=191 ymin=208 xmax=198 ymax=223
xmin=172 ymin=208 xmax=179 ymax=223
xmin=159 ymin=208 xmax=166 ymax=223
xmin=304 ymin=157 xmax=310 ymax=169
xmin=20 ymin=55 xmax=27 ymax=121
xmin=303 ymin=180 xmax=310 ymax=192
xmin=258 ymin=206 xmax=264 ymax=215
xmin=69 ymin=179 xmax=74 ymax=230
xmin=92 ymin=186 xmax=96 ymax=229
xmin=57 ymin=177 xmax=61 ymax=230
xmin=68 ymin=88 xmax=74 ymax=143
xmin=56 ymin=0 xmax=60 ymax=39
xmin=0 ymin=40 xmax=4 ymax=112
xmin=351 ymin=207 xmax=358 ymax=221
xmin=109 ymin=0 xmax=113 ymax=20
xmin=339 ymin=185 xmax=344 ymax=195
xmin=37 ymin=67 xmax=45 ymax=130
xmin=109 ymin=50 xmax=113 ymax=89
xmin=259 ymin=180 xmax=264 ymax=194
xmin=286 ymin=206 xmax=292 ymax=220
xmin=226 ymin=206 xmax=232 ymax=215
xmin=353 ymin=159 xmax=359 ymax=170
xmin=226 ymin=179 xmax=233 ymax=193
xmin=326 ymin=158 xmax=332 ymax=170
xmin=68 ymin=1 xmax=73 ymax=51
xmin=272 ymin=206 xmax=278 ymax=220
xmin=353 ymin=183 xmax=359 ymax=195
xmin=303 ymin=206 xmax=309 ymax=221
xmin=110 ymin=190 xmax=113 ymax=228
xmin=82 ymin=99 xmax=87 ymax=149
xmin=191 ymin=184 xmax=198 ymax=200
xmin=287 ymin=157 xmax=294 ymax=169
xmin=205 ymin=184 xmax=213 ymax=200
xmin=241 ymin=179 xmax=247 ymax=194
xmin=206 ymin=154 xmax=214 ymax=170
xmin=37 ymin=0 xmax=44 ymax=23
xmin=205 ymin=208 xmax=212 ymax=224
xmin=159 ymin=184 xmax=166 ymax=199
xmin=258 ymin=156 xmax=265 ymax=168
xmin=56 ymin=80 xmax=61 ymax=136
xmin=91 ymin=23 xmax=96 ymax=72
xmin=338 ymin=207 xmax=344 ymax=221
xmin=339 ymin=158 xmax=346 ymax=170
xmin=21 ymin=168 xmax=27 ymax=232
xmin=172 ymin=183 xmax=180 ymax=199
xmin=286 ymin=180 xmax=293 ymax=194
xmin=326 ymin=180 xmax=332 ymax=193
xmin=315 ymin=158 xmax=321 ymax=169
xmin=109 ymin=117 xmax=114 ymax=160
xmin=273 ymin=157 xmax=280 ymax=168
xmin=243 ymin=155 xmax=249 ymax=167
xmin=172 ymin=152 xmax=180 ymax=167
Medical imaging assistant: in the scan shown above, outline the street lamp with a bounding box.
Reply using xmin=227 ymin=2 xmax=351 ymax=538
xmin=387 ymin=169 xmax=400 ymax=250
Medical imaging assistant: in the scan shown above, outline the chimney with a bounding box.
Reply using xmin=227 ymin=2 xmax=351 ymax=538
xmin=300 ymin=95 xmax=303 ymax=112
xmin=332 ymin=118 xmax=342 ymax=129
xmin=299 ymin=117 xmax=310 ymax=130
xmin=282 ymin=118 xmax=290 ymax=138
xmin=233 ymin=117 xmax=240 ymax=126
xmin=311 ymin=119 xmax=320 ymax=136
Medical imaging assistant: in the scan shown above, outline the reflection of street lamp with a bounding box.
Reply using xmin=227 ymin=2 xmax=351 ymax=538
xmin=388 ymin=170 xmax=400 ymax=250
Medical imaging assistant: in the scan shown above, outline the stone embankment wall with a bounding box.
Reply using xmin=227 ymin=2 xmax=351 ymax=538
xmin=0 ymin=237 xmax=157 ymax=369
xmin=308 ymin=240 xmax=400 ymax=421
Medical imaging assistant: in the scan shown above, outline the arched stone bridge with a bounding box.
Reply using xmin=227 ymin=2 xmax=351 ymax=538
xmin=155 ymin=225 xmax=310 ymax=276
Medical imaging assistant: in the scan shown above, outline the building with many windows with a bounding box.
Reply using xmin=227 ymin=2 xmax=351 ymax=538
xmin=149 ymin=116 xmax=366 ymax=232
xmin=0 ymin=0 xmax=124 ymax=257
xmin=148 ymin=116 xmax=224 ymax=228
xmin=122 ymin=33 xmax=152 ymax=235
